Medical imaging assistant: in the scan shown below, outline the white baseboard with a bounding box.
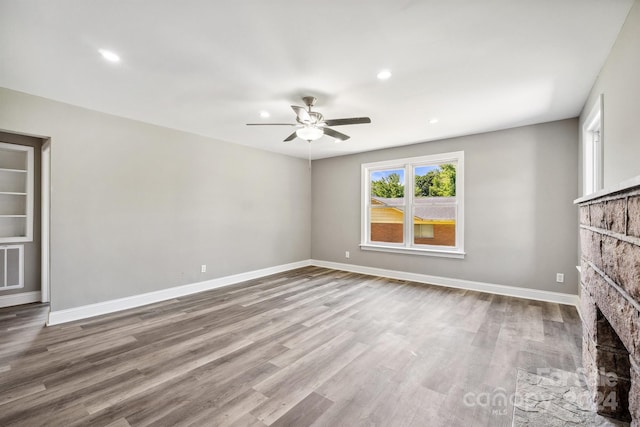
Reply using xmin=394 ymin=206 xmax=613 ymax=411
xmin=46 ymin=258 xmax=580 ymax=326
xmin=574 ymin=302 xmax=583 ymax=321
xmin=47 ymin=260 xmax=312 ymax=326
xmin=310 ymin=259 xmax=580 ymax=308
xmin=0 ymin=291 xmax=42 ymax=308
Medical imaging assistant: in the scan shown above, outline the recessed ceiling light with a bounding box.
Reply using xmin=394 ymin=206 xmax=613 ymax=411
xmin=377 ymin=69 xmax=392 ymax=80
xmin=260 ymin=111 xmax=270 ymax=118
xmin=99 ymin=49 xmax=120 ymax=63
xmin=429 ymin=118 xmax=439 ymax=124
xmin=334 ymin=139 xmax=342 ymax=143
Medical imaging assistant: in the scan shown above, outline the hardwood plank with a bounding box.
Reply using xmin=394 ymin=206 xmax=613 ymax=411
xmin=0 ymin=383 xmax=46 ymax=406
xmin=269 ymin=392 xmax=333 ymax=427
xmin=252 ymin=341 xmax=368 ymax=425
xmin=84 ymin=338 xmax=254 ymax=414
xmin=183 ymin=388 xmax=269 ymax=427
xmin=104 ymin=418 xmax=132 ymax=427
xmin=227 ymin=413 xmax=267 ymax=427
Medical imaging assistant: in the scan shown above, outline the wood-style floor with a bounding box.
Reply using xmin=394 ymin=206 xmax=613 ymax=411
xmin=0 ymin=267 xmax=582 ymax=427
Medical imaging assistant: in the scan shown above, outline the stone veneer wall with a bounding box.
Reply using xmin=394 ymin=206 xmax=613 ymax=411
xmin=578 ymin=183 xmax=640 ymax=425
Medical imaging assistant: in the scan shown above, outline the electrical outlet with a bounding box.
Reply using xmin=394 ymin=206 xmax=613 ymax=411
xmin=201 ymin=264 xmax=207 ymax=273
xmin=556 ymin=273 xmax=564 ymax=283
xmin=345 ymin=251 xmax=350 ymax=259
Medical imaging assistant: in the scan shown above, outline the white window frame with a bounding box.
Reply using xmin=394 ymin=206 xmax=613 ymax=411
xmin=583 ymin=94 xmax=603 ymax=196
xmin=360 ymin=151 xmax=465 ymax=259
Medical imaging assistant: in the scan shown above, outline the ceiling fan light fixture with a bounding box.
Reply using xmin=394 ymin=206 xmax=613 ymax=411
xmin=296 ymin=126 xmax=324 ymax=141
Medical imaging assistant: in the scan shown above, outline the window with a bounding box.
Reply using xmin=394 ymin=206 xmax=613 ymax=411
xmin=583 ymin=95 xmax=603 ymax=195
xmin=414 ymin=224 xmax=434 ymax=239
xmin=361 ymin=151 xmax=464 ymax=258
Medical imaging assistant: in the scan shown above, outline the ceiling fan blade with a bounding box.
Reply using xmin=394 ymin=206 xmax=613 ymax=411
xmin=283 ymin=131 xmax=298 ymax=142
xmin=246 ymin=123 xmax=297 ymax=126
xmin=323 ymin=127 xmax=351 ymax=141
xmin=324 ymin=117 xmax=371 ymax=127
xmin=291 ymin=106 xmax=311 ymax=123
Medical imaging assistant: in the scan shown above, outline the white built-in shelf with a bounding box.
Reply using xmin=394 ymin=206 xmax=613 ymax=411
xmin=0 ymin=142 xmax=33 ymax=243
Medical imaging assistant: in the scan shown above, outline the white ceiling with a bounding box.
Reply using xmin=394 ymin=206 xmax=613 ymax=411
xmin=0 ymin=0 xmax=634 ymax=159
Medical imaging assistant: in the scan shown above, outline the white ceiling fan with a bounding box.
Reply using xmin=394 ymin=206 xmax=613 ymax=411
xmin=247 ymin=96 xmax=371 ymax=143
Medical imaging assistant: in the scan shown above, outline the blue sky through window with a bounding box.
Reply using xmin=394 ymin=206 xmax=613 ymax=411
xmin=415 ymin=165 xmax=440 ymax=176
xmin=370 ymin=165 xmax=444 ymax=183
xmin=371 ymin=169 xmax=404 ymax=184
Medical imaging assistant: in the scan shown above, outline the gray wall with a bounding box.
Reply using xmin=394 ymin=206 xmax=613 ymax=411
xmin=0 ymin=87 xmax=311 ymax=311
xmin=312 ymin=119 xmax=580 ymax=294
xmin=0 ymin=132 xmax=42 ymax=296
xmin=580 ymin=0 xmax=640 ymax=188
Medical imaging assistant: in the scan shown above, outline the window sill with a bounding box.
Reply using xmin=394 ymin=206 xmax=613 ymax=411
xmin=359 ymin=244 xmax=465 ymax=259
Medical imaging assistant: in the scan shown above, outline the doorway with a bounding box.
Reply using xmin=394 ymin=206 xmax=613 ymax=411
xmin=0 ymin=131 xmax=50 ymax=308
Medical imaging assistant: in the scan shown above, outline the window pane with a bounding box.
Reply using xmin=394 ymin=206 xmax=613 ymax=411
xmin=413 ymin=163 xmax=456 ymax=246
xmin=370 ymin=168 xmax=405 ymax=197
xmin=414 ymin=163 xmax=456 ymax=198
xmin=413 ymin=204 xmax=456 ymax=246
xmin=370 ymin=206 xmax=404 ymax=243
xmin=370 ymin=168 xmax=405 ymax=244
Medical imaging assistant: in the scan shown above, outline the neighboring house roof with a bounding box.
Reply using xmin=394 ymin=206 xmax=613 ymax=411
xmin=371 ymin=196 xmax=456 ymax=221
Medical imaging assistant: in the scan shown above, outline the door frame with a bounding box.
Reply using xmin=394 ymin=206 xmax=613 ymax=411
xmin=41 ymin=139 xmax=51 ymax=303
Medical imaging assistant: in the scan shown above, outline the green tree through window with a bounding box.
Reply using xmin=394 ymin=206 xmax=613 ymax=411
xmin=371 ymin=173 xmax=404 ymax=197
xmin=415 ymin=164 xmax=456 ymax=197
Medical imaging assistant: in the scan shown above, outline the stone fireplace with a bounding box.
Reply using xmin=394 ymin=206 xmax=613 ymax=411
xmin=577 ymin=178 xmax=640 ymax=426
